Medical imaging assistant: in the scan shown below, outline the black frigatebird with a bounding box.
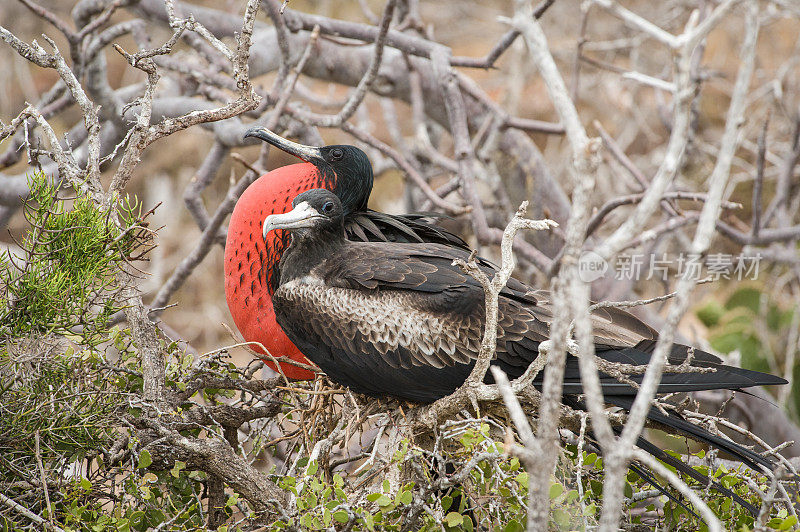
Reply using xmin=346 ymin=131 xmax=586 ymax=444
xmin=226 ymin=128 xmax=471 ymax=378
xmin=264 ymin=188 xmax=788 ymax=513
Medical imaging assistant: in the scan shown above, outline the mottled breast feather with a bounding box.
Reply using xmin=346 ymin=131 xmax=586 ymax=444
xmin=275 ymin=277 xmax=477 ymax=368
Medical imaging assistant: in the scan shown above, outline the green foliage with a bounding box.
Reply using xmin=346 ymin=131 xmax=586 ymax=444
xmin=0 ymin=175 xmax=207 ymax=531
xmin=0 ymin=337 xmax=126 ymax=477
xmin=0 ymin=325 xmax=231 ymax=532
xmin=1 ymin=327 xmax=135 ymax=531
xmin=563 ymin=443 xmax=787 ymax=531
xmin=0 ymin=172 xmax=147 ymax=345
xmin=0 ymin=172 xmax=152 ymax=529
xmin=263 ymin=421 xmax=789 ymax=531
xmin=267 ymin=425 xmax=591 ymax=531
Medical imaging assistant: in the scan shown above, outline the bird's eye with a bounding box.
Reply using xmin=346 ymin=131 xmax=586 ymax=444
xmin=330 ymin=148 xmax=344 ymax=161
xmin=322 ymin=201 xmax=335 ymax=214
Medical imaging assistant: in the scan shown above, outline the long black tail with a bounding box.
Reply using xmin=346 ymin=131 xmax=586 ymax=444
xmin=633 ymin=434 xmax=759 ymax=515
xmin=582 ymin=434 xmax=757 ymax=517
xmin=564 ymin=394 xmax=774 ymax=516
xmin=605 ymin=395 xmax=773 ymax=473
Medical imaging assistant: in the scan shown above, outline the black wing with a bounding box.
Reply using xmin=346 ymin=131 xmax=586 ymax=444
xmin=345 ymin=210 xmax=473 ymax=250
xmin=269 ymin=210 xmax=479 ymax=294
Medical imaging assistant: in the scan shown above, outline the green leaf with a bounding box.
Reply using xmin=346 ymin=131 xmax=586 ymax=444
xmin=170 ymin=460 xmax=186 ymax=478
xmin=441 ymin=495 xmax=453 ymax=511
xmin=225 ymin=494 xmax=239 ymax=508
xmin=445 ymin=512 xmax=463 ymax=527
xmin=363 ymin=513 xmax=374 ymax=531
xmin=375 ymin=495 xmax=392 ymax=507
xmin=624 ymin=481 xmax=633 ymax=499
xmin=549 ymin=482 xmax=564 ymax=499
xmin=721 ymin=475 xmax=740 ymax=488
xmin=137 ymin=449 xmax=152 ymax=469
xmin=188 ymin=470 xmax=207 ymax=481
xmin=80 ymin=477 xmax=92 ymax=490
xmin=553 ymin=509 xmax=571 ymax=528
xmin=504 ymin=520 xmax=524 ymax=532
xmin=333 ymin=510 xmax=349 ymax=523
xmin=726 ymin=287 xmax=761 ymax=312
xmin=398 ymin=490 xmax=412 ymax=505
xmin=304 ymin=492 xmax=318 ymax=508
xmin=696 ymin=300 xmax=725 ymax=327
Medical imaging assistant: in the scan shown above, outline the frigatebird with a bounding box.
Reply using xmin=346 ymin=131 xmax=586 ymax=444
xmin=225 ymin=128 xmax=468 ymax=378
xmin=265 ymin=188 xmax=788 ymax=513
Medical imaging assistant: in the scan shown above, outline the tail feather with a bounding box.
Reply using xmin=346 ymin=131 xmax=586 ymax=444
xmin=605 ymin=395 xmax=773 ymax=473
xmin=557 ymin=343 xmax=788 ymax=396
xmin=563 ymin=394 xmax=773 ymax=516
xmin=633 ymin=435 xmax=760 ymax=515
xmin=579 ymin=431 xmax=702 ymax=518
xmin=580 ymin=428 xmax=759 ymax=517
xmin=627 ymin=461 xmax=701 ymax=518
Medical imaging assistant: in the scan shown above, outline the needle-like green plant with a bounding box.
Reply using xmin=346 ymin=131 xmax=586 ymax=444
xmin=0 ymin=172 xmax=152 ymax=345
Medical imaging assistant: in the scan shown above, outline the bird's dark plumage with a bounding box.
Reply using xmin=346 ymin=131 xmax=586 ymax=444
xmin=265 ymin=189 xmax=787 ymax=514
xmin=268 ymin=189 xmax=785 ymax=399
xmin=270 ymin=193 xmax=784 ymax=398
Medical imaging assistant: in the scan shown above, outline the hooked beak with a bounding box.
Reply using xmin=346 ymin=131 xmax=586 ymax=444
xmin=262 ymin=201 xmax=323 ymax=240
xmin=244 ymin=127 xmax=324 ymax=164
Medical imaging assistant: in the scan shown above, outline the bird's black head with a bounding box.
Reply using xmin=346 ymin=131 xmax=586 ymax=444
xmin=244 ymin=127 xmax=373 ymax=215
xmin=291 ymin=188 xmax=344 ymax=219
xmin=262 ymin=189 xmax=344 ymax=240
xmin=316 ymin=144 xmax=373 ymax=213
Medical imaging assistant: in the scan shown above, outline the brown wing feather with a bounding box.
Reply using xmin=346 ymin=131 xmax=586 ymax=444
xmin=294 ymin=241 xmax=658 ymax=369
